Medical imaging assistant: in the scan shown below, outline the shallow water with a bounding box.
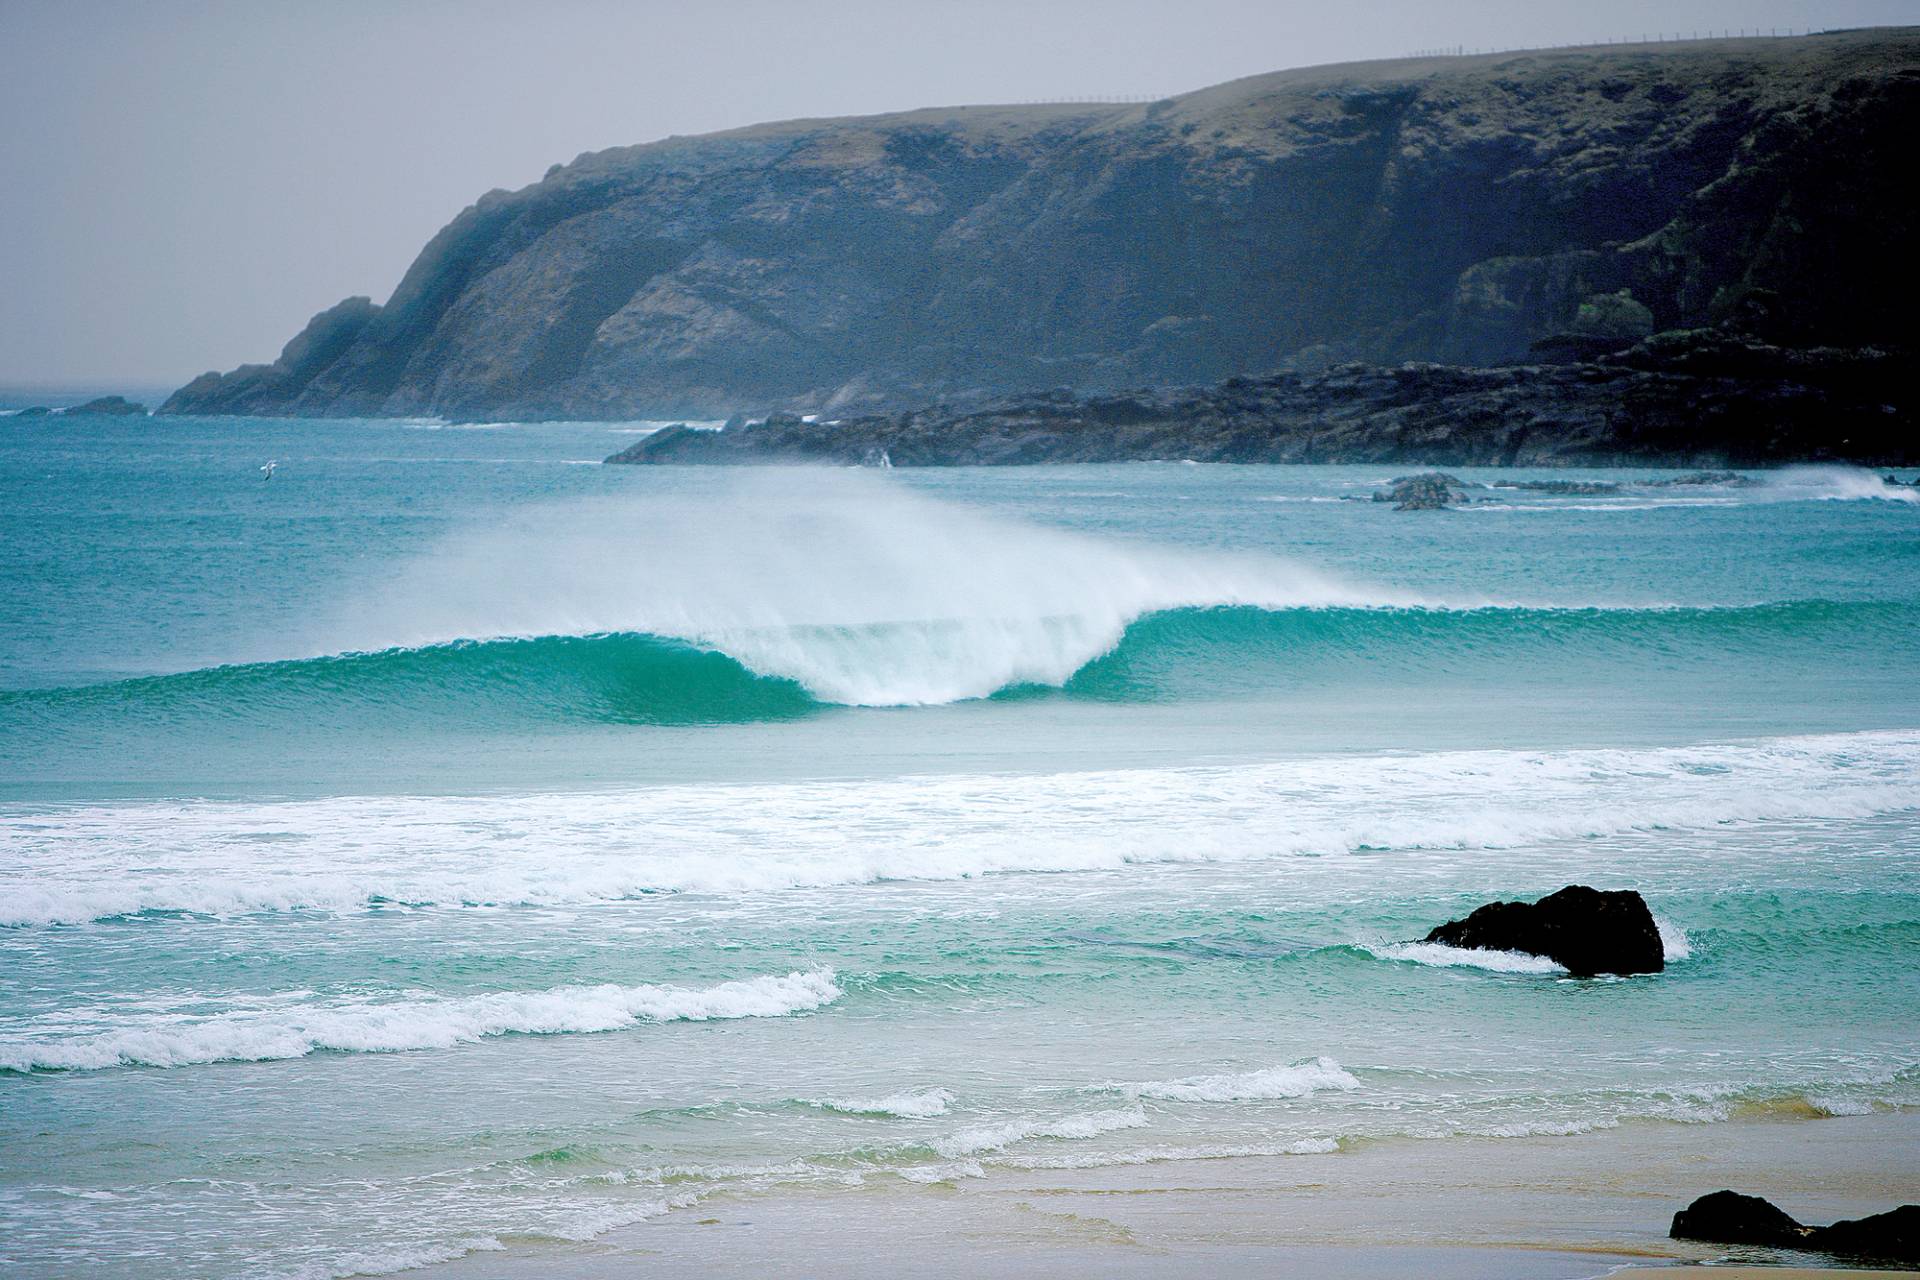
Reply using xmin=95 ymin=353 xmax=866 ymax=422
xmin=1 ymin=414 xmax=1916 ymax=1278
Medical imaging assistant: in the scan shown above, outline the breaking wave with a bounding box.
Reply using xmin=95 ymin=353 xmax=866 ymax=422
xmin=3 ymin=599 xmax=1908 ymax=727
xmin=4 ymin=731 xmax=1914 ymax=927
xmin=0 ymin=968 xmax=841 ymax=1072
xmin=1110 ymin=1056 xmax=1360 ymax=1102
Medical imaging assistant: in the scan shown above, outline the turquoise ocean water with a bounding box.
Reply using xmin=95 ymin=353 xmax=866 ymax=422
xmin=2 ymin=411 xmax=1917 ymax=1277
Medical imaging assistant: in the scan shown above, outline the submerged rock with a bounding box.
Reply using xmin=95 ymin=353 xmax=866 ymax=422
xmin=1422 ymin=885 xmax=1664 ymax=977
xmin=10 ymin=406 xmax=51 ymax=417
xmin=1507 ymin=479 xmax=1620 ymax=495
xmin=1672 ymin=1193 xmax=1920 ymax=1264
xmin=1650 ymin=470 xmax=1758 ymax=487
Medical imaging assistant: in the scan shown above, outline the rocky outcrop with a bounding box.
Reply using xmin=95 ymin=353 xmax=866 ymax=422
xmin=1672 ymin=1192 xmax=1920 ymax=1264
xmin=1375 ymin=473 xmax=1469 ymax=509
xmin=162 ymin=297 xmax=378 ymax=416
xmin=56 ymin=396 xmax=147 ymax=417
xmin=1819 ymin=1205 xmax=1920 ymax=1264
xmin=606 ymin=334 xmax=1912 ymax=467
xmin=164 ymin=31 xmax=1919 ymax=420
xmin=1671 ymin=1191 xmax=1814 ymax=1248
xmin=1421 ymin=886 xmax=1665 ymax=977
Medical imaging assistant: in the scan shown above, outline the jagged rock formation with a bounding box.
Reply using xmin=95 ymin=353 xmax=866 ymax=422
xmin=605 ymin=334 xmax=1912 ymax=467
xmin=163 ymin=31 xmax=1918 ymax=420
xmin=1374 ymin=473 xmax=1470 ymax=509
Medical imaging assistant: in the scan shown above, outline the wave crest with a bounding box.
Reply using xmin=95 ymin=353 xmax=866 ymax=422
xmin=1112 ymin=1056 xmax=1360 ymax=1102
xmin=6 ymin=599 xmax=1909 ymax=730
xmin=0 ymin=968 xmax=841 ymax=1073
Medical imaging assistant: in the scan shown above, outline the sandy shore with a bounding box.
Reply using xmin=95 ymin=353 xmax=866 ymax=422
xmin=437 ymin=1110 xmax=1918 ymax=1278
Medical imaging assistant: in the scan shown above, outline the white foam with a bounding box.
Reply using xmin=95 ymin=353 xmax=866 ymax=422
xmin=1005 ymin=1137 xmax=1341 ymax=1170
xmin=1114 ymin=1056 xmax=1359 ymax=1102
xmin=288 ymin=1236 xmax=506 ymax=1280
xmin=1654 ymin=915 xmax=1692 ymax=961
xmin=897 ymin=1159 xmax=987 ymax=1182
xmin=933 ymin=1107 xmax=1147 ymax=1158
xmin=0 ymin=968 xmax=840 ymax=1072
xmin=805 ymin=1088 xmax=954 ymax=1119
xmin=4 ymin=730 xmax=1914 ymax=927
xmin=1365 ymin=942 xmax=1567 ymax=974
xmin=1762 ymin=465 xmax=1920 ymax=504
xmin=312 ymin=470 xmax=1432 ymax=706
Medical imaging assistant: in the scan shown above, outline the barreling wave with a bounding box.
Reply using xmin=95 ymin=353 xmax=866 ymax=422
xmin=4 ymin=598 xmax=1911 ymax=728
xmin=0 ymin=632 xmax=815 ymax=727
xmin=0 ymin=968 xmax=841 ymax=1073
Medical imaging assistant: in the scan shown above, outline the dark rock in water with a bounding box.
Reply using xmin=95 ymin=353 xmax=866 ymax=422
xmin=1374 ymin=472 xmax=1472 ymax=510
xmin=1422 ymin=885 xmax=1664 ymax=977
xmin=1507 ymin=479 xmax=1620 ymax=495
xmin=1817 ymin=1204 xmax=1920 ymax=1264
xmin=10 ymin=406 xmax=51 ymax=418
xmin=1671 ymin=1191 xmax=1812 ymax=1248
xmin=55 ymin=396 xmax=147 ymax=417
xmin=1650 ymin=470 xmax=1757 ymax=487
xmin=1671 ymin=1193 xmax=1920 ymax=1263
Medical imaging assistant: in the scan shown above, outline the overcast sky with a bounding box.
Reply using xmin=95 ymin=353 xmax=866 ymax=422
xmin=2 ymin=0 xmax=1914 ymax=388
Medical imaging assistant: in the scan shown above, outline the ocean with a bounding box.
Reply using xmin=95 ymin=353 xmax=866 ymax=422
xmin=1 ymin=411 xmax=1916 ymax=1278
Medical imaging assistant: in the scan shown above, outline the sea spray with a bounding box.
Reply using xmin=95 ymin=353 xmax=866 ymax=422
xmin=316 ymin=470 xmax=1426 ymax=705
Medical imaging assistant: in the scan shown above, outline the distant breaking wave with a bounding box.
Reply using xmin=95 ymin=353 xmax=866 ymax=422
xmin=8 ymin=468 xmax=1908 ymax=724
xmin=0 ymin=968 xmax=841 ymax=1073
xmin=3 ymin=599 xmax=1910 ymax=726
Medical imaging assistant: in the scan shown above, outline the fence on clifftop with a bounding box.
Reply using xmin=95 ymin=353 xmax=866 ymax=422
xmin=1405 ymin=27 xmax=1823 ymax=58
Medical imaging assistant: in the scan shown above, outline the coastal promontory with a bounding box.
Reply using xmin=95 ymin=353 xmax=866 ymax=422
xmin=161 ymin=31 xmax=1917 ymax=425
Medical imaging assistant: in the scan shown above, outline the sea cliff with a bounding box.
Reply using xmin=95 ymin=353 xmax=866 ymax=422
xmin=163 ymin=31 xmax=1917 ymax=425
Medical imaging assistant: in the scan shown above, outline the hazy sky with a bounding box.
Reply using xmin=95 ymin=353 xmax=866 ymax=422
xmin=3 ymin=0 xmax=1915 ymax=387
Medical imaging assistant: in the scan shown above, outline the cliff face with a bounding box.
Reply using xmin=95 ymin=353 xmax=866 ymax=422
xmin=163 ymin=31 xmax=1918 ymax=420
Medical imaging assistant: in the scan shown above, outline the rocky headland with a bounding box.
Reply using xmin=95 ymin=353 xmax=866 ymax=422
xmin=606 ymin=332 xmax=1911 ymax=467
xmin=163 ymin=30 xmax=1917 ymax=441
xmin=8 ymin=396 xmax=150 ymax=419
